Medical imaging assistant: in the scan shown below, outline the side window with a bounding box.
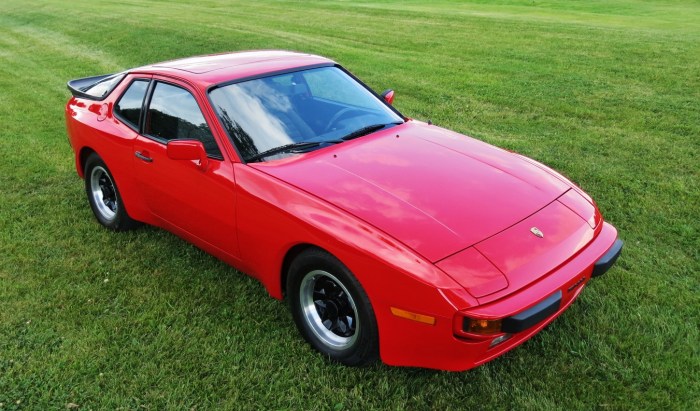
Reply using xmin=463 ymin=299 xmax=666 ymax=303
xmin=145 ymin=82 xmax=222 ymax=158
xmin=114 ymin=79 xmax=149 ymax=129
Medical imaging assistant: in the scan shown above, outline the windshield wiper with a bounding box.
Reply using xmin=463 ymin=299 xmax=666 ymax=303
xmin=245 ymin=122 xmax=402 ymax=162
xmin=245 ymin=141 xmax=321 ymax=162
xmin=340 ymin=122 xmax=402 ymax=141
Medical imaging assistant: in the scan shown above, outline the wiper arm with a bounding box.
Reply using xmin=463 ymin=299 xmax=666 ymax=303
xmin=245 ymin=141 xmax=321 ymax=162
xmin=245 ymin=122 xmax=403 ymax=162
xmin=340 ymin=122 xmax=402 ymax=141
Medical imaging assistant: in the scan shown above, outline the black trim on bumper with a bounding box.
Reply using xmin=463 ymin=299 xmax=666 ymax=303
xmin=591 ymin=239 xmax=623 ymax=278
xmin=501 ymin=290 xmax=562 ymax=334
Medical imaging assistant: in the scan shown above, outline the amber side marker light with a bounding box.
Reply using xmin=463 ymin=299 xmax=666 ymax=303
xmin=464 ymin=318 xmax=502 ymax=335
xmin=390 ymin=307 xmax=436 ymax=325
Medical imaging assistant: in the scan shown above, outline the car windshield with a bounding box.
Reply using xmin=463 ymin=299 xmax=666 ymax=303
xmin=209 ymin=66 xmax=404 ymax=162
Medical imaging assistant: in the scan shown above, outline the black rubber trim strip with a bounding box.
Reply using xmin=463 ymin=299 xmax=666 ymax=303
xmin=591 ymin=239 xmax=623 ymax=278
xmin=501 ymin=290 xmax=562 ymax=334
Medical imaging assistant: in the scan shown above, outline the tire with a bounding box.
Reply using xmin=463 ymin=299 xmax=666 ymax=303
xmin=287 ymin=248 xmax=379 ymax=366
xmin=84 ymin=153 xmax=138 ymax=231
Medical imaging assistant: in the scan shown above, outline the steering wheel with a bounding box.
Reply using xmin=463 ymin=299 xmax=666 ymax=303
xmin=323 ymin=107 xmax=366 ymax=133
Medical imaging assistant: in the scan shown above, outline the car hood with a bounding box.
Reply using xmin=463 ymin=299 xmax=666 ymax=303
xmin=252 ymin=121 xmax=571 ymax=262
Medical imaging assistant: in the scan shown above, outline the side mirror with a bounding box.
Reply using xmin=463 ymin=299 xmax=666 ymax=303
xmin=381 ymin=89 xmax=395 ymax=105
xmin=167 ymin=139 xmax=208 ymax=170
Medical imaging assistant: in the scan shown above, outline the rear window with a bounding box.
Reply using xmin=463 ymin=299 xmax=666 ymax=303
xmin=83 ymin=73 xmax=125 ymax=98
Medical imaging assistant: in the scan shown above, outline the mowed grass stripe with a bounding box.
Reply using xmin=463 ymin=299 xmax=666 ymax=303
xmin=318 ymin=0 xmax=700 ymax=32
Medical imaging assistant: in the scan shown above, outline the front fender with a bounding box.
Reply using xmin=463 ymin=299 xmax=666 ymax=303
xmin=232 ymin=164 xmax=478 ymax=364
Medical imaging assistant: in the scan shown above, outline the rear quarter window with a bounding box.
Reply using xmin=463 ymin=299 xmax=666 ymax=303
xmin=114 ymin=80 xmax=149 ymax=130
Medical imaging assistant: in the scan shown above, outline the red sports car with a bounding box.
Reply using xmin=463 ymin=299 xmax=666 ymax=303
xmin=65 ymin=51 xmax=622 ymax=371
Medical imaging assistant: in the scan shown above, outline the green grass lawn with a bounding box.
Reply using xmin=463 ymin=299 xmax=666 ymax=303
xmin=1 ymin=0 xmax=698 ymax=409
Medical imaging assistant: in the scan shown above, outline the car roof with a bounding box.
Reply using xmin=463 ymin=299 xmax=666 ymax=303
xmin=131 ymin=50 xmax=334 ymax=87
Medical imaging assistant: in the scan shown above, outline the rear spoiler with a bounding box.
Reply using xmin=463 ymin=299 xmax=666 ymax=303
xmin=67 ymin=72 xmax=125 ymax=100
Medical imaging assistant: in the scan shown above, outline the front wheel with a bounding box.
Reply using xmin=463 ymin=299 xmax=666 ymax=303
xmin=84 ymin=153 xmax=138 ymax=231
xmin=287 ymin=248 xmax=379 ymax=366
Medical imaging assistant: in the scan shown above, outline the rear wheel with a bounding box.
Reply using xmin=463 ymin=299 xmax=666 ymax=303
xmin=287 ymin=248 xmax=379 ymax=366
xmin=84 ymin=153 xmax=138 ymax=231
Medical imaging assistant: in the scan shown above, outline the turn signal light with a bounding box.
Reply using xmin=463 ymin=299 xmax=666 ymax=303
xmin=463 ymin=318 xmax=502 ymax=335
xmin=390 ymin=307 xmax=436 ymax=325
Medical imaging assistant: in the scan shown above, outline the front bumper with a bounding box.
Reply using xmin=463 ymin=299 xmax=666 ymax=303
xmin=500 ymin=290 xmax=562 ymax=334
xmin=498 ymin=238 xmax=622 ymax=334
xmin=380 ymin=222 xmax=622 ymax=371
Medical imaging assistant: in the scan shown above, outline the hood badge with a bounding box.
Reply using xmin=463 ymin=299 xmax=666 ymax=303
xmin=530 ymin=227 xmax=544 ymax=238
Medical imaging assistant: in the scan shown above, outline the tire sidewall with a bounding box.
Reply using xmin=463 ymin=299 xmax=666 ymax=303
xmin=287 ymin=249 xmax=378 ymax=365
xmin=84 ymin=153 xmax=132 ymax=231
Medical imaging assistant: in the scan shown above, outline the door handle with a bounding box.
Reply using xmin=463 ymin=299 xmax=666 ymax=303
xmin=135 ymin=151 xmax=153 ymax=163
